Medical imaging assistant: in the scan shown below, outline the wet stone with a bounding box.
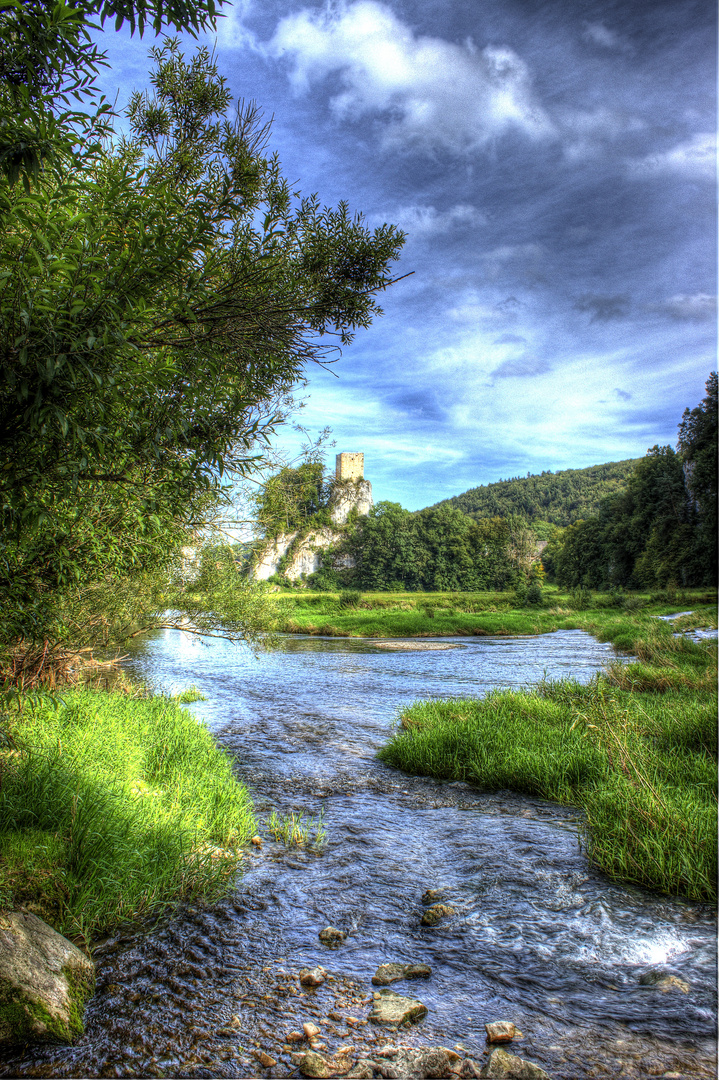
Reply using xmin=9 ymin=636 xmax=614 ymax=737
xmin=485 ymin=1021 xmax=517 ymax=1043
xmin=299 ymin=1050 xmax=332 ymax=1077
xmin=303 ymin=1022 xmax=321 ymax=1038
xmin=301 ymin=966 xmax=328 ymax=988
xmin=372 ymin=963 xmax=432 ymax=986
xmin=479 ymin=1047 xmax=552 ymax=1079
xmin=638 ymin=971 xmax=690 ymax=994
xmin=346 ymin=1063 xmax=374 ymax=1079
xmin=252 ymin=1049 xmax=277 ymax=1068
xmin=421 ymin=890 xmax=447 ymax=905
xmin=421 ymin=904 xmax=455 ymax=927
xmin=369 ymin=990 xmax=428 ymax=1026
xmin=319 ymin=927 xmax=347 ymax=946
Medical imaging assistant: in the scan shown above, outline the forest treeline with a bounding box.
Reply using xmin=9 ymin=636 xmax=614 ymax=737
xmin=429 ymin=458 xmax=641 ymax=529
xmin=259 ymin=374 xmax=717 ymax=593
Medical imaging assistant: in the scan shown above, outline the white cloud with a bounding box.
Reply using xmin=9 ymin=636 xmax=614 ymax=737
xmin=628 ymin=132 xmax=716 ymax=180
xmin=212 ymin=0 xmax=258 ymax=50
xmin=654 ymin=293 xmax=717 ymax=321
xmin=267 ymin=1 xmax=555 ymax=152
xmin=387 ymin=203 xmax=486 ymax=238
xmin=582 ymin=22 xmax=630 ymax=52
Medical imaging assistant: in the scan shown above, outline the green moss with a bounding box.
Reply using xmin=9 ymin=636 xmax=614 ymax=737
xmin=63 ymin=961 xmax=95 ymax=1039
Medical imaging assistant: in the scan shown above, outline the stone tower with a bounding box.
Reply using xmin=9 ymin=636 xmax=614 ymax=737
xmin=335 ymin=452 xmax=364 ymax=482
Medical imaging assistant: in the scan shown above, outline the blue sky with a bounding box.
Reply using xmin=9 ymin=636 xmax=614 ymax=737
xmin=96 ymin=0 xmax=716 ymax=510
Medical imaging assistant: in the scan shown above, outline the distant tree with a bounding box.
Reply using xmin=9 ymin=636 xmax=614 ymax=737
xmin=677 ymin=372 xmax=718 ymax=583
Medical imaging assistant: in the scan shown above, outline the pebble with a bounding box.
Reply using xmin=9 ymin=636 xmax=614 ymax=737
xmin=319 ymin=926 xmax=347 ymax=946
xmin=303 ymin=1022 xmax=321 ymax=1038
xmin=485 ymin=1021 xmax=517 ymax=1043
xmin=300 ymin=966 xmax=328 ymax=988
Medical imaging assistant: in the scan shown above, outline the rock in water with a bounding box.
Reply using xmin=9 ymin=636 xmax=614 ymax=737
xmin=372 ymin=962 xmax=432 ymax=986
xmin=319 ymin=926 xmax=346 ymax=946
xmin=300 ymin=966 xmax=328 ymax=988
xmin=369 ymin=989 xmax=428 ymax=1026
xmin=299 ymin=1051 xmax=332 ymax=1077
xmin=0 ymin=911 xmax=95 ymax=1044
xmin=479 ymin=1047 xmax=552 ymax=1079
xmin=421 ymin=904 xmax=455 ymax=926
xmin=485 ymin=1021 xmax=517 ymax=1043
xmin=421 ymin=889 xmax=446 ymax=905
xmin=639 ymin=970 xmax=690 ymax=993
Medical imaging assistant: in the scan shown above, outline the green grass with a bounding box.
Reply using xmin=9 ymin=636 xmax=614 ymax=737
xmin=0 ymin=690 xmax=255 ymax=941
xmin=270 ymin=587 xmax=717 ymax=641
xmin=267 ymin=808 xmax=327 ymax=848
xmin=378 ymin=615 xmax=717 ymax=902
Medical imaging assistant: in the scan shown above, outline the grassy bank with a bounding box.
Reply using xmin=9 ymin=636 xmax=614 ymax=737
xmin=378 ymin=616 xmax=717 ymax=902
xmin=271 ymin=586 xmax=717 ymax=640
xmin=0 ymin=690 xmax=255 ymax=942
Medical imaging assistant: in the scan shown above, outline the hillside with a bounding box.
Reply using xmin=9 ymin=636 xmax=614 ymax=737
xmin=429 ymin=459 xmax=641 ymax=528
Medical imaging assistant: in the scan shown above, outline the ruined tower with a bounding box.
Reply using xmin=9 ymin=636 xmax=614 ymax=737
xmin=335 ymin=452 xmax=364 ymax=482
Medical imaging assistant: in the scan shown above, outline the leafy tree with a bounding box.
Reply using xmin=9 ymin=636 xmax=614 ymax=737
xmin=0 ymin=41 xmax=404 ymax=651
xmin=677 ymin=372 xmax=717 ymax=582
xmin=252 ymin=462 xmax=331 ymax=536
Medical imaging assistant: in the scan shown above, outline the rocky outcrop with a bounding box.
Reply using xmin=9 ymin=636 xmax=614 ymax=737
xmin=329 ymin=479 xmax=373 ymax=525
xmin=0 ymin=911 xmax=95 ymax=1045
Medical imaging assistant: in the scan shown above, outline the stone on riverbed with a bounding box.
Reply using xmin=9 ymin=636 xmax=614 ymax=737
xmin=369 ymin=989 xmax=428 ymax=1026
xmin=485 ymin=1021 xmax=517 ymax=1043
xmin=479 ymin=1047 xmax=552 ymax=1079
xmin=639 ymin=970 xmax=690 ymax=993
xmin=299 ymin=1050 xmax=333 ymax=1077
xmin=372 ymin=963 xmax=432 ymax=986
xmin=421 ymin=904 xmax=455 ymax=926
xmin=0 ymin=911 xmax=95 ymax=1045
xmin=319 ymin=926 xmax=347 ymax=946
xmin=300 ymin=966 xmax=328 ymax=988
xmin=421 ymin=889 xmax=446 ymax=905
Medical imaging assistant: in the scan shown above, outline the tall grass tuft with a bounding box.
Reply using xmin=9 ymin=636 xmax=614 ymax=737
xmin=0 ymin=691 xmax=255 ymax=941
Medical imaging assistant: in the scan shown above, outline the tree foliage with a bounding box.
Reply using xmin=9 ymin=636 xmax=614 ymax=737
xmin=430 ymin=459 xmax=641 ymax=527
xmin=545 ymin=375 xmax=718 ymax=590
xmin=0 ymin=37 xmax=404 ymax=650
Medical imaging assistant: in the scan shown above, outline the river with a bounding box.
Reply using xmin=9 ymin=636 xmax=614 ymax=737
xmin=4 ymin=629 xmax=716 ymax=1079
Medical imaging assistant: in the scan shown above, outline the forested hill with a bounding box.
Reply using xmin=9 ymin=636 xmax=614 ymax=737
xmin=429 ymin=459 xmax=641 ymax=527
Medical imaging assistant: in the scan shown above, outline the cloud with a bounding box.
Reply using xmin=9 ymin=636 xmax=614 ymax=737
xmin=575 ymin=293 xmax=631 ymax=322
xmin=652 ymin=293 xmax=717 ymax=321
xmin=614 ymin=388 xmax=632 ymax=401
xmin=582 ymin=22 xmax=631 ymax=52
xmin=628 ymin=132 xmax=716 ymax=180
xmin=493 ymin=333 xmax=527 ymax=345
xmin=491 ymin=356 xmax=550 ymax=379
xmin=267 ymin=1 xmax=555 ymax=152
xmin=386 ymin=203 xmax=485 ymax=238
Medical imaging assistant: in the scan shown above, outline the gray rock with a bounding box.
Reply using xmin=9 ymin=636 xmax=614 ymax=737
xmin=459 ymin=1061 xmax=484 ymax=1079
xmin=639 ymin=970 xmax=690 ymax=993
xmin=370 ymin=1047 xmax=456 ymax=1079
xmin=479 ymin=1047 xmax=552 ymax=1079
xmin=319 ymin=926 xmax=347 ymax=946
xmin=420 ymin=904 xmax=455 ymax=927
xmin=372 ymin=963 xmax=432 ymax=986
xmin=300 ymin=966 xmax=328 ymax=988
xmin=346 ymin=1063 xmax=374 ymax=1079
xmin=369 ymin=990 xmax=428 ymax=1026
xmin=0 ymin=911 xmax=95 ymax=1045
xmin=300 ymin=1050 xmax=332 ymax=1077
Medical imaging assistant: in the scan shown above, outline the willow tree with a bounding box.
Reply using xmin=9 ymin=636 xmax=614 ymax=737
xmin=0 ymin=35 xmax=404 ymax=653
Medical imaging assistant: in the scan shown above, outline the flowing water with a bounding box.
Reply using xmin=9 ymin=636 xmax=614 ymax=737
xmin=5 ymin=630 xmax=716 ymax=1079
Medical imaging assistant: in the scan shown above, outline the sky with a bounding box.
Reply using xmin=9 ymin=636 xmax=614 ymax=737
xmin=95 ymin=0 xmax=716 ymax=510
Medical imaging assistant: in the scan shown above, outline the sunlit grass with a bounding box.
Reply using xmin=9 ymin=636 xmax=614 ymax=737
xmin=0 ymin=691 xmax=255 ymax=941
xmin=267 ymin=808 xmax=327 ymax=848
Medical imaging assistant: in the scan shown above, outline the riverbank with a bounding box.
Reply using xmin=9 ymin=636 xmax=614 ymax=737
xmin=379 ymin=614 xmax=717 ymax=902
xmin=271 ymin=586 xmax=718 ymax=641
xmin=0 ymin=690 xmax=255 ymax=944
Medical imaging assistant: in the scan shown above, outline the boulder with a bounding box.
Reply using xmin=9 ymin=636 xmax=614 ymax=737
xmin=319 ymin=926 xmax=347 ymax=947
xmin=372 ymin=963 xmax=432 ymax=986
xmin=369 ymin=990 xmax=427 ymax=1026
xmin=0 ymin=911 xmax=95 ymax=1045
xmin=300 ymin=966 xmax=328 ymax=988
xmin=421 ymin=904 xmax=455 ymax=927
xmin=346 ymin=1063 xmax=374 ymax=1079
xmin=479 ymin=1048 xmax=552 ymax=1079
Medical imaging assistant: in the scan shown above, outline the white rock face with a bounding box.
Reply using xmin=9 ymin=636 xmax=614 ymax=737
xmin=329 ymin=479 xmax=373 ymax=525
xmin=251 ymin=531 xmax=299 ymax=581
xmin=250 ymin=478 xmax=372 ymax=581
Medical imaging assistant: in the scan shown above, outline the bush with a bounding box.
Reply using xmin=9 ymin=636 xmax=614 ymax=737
xmin=526 ymin=582 xmax=543 ymax=606
xmin=338 ymin=589 xmax=362 ymax=608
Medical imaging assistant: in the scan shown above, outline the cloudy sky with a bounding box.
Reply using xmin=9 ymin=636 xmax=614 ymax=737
xmin=97 ymin=0 xmax=716 ymax=509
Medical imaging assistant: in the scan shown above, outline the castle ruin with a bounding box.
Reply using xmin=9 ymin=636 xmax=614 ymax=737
xmin=335 ymin=452 xmax=364 ymax=482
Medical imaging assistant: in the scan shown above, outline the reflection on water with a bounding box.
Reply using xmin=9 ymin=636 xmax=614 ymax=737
xmin=5 ymin=630 xmax=716 ymax=1079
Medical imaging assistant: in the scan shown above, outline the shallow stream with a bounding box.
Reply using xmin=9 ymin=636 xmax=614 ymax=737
xmin=5 ymin=630 xmax=717 ymax=1079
